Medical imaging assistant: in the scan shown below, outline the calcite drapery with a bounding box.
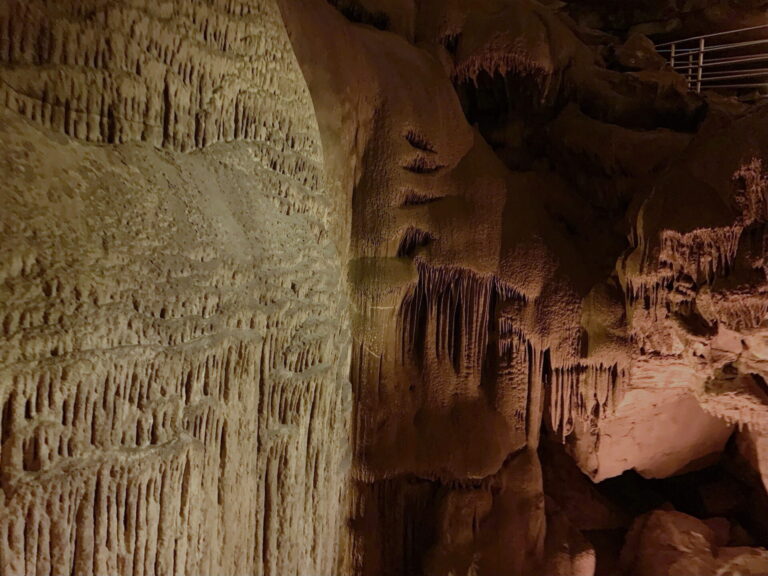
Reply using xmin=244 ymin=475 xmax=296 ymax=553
xmin=280 ymin=1 xmax=768 ymax=574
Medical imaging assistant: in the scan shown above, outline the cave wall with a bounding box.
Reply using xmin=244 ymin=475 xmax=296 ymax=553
xmin=0 ymin=1 xmax=351 ymax=575
xmin=3 ymin=0 xmax=768 ymax=574
xmin=279 ymin=2 xmax=596 ymax=574
xmin=280 ymin=1 xmax=768 ymax=575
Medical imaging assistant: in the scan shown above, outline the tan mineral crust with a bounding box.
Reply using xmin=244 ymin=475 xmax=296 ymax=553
xmin=3 ymin=0 xmax=768 ymax=575
xmin=0 ymin=1 xmax=350 ymax=575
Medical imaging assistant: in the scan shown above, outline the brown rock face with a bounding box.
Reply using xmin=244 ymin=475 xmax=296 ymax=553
xmin=4 ymin=0 xmax=768 ymax=574
xmin=620 ymin=510 xmax=768 ymax=576
xmin=278 ymin=0 xmax=768 ymax=573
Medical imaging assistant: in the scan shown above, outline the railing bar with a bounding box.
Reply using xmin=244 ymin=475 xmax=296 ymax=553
xmin=706 ymin=38 xmax=768 ymax=53
xmin=701 ymin=67 xmax=768 ymax=77
xmin=699 ymin=70 xmax=768 ymax=81
xmin=655 ymin=23 xmax=768 ymax=47
xmin=673 ymin=53 xmax=768 ymax=70
xmin=696 ymin=38 xmax=704 ymax=92
xmin=655 ymin=24 xmax=768 ymax=97
xmin=657 ymin=47 xmax=691 ymax=54
xmin=658 ymin=38 xmax=768 ymax=55
xmin=705 ymin=53 xmax=768 ymax=65
xmin=660 ymin=40 xmax=768 ymax=54
xmin=687 ymin=50 xmax=693 ymax=89
xmin=699 ymin=82 xmax=768 ymax=88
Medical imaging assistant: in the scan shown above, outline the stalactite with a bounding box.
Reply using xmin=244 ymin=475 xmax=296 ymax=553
xmin=398 ymin=262 xmax=524 ymax=378
xmin=659 ymin=227 xmax=742 ymax=286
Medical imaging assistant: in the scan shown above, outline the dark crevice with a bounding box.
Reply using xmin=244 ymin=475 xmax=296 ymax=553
xmin=398 ymin=190 xmax=445 ymax=207
xmin=439 ymin=33 xmax=461 ymax=55
xmin=404 ymin=130 xmax=436 ymax=153
xmin=396 ymin=227 xmax=434 ymax=258
xmin=541 ymin=432 xmax=768 ymax=576
xmin=402 ymin=156 xmax=446 ymax=174
xmin=456 ymin=70 xmax=564 ymax=172
xmin=326 ymin=0 xmax=389 ymax=30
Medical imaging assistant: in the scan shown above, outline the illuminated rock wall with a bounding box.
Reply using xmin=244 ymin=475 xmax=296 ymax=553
xmin=0 ymin=1 xmax=351 ymax=575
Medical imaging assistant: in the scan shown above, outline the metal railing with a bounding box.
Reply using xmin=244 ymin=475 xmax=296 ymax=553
xmin=656 ymin=24 xmax=768 ymax=96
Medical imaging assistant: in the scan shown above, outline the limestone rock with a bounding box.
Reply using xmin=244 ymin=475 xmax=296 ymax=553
xmin=619 ymin=510 xmax=719 ymax=576
xmin=280 ymin=0 xmax=768 ymax=572
xmin=620 ymin=510 xmax=768 ymax=576
xmin=613 ymin=33 xmax=667 ymax=71
xmin=567 ymin=388 xmax=733 ymax=481
xmin=737 ymin=426 xmax=768 ymax=493
xmin=5 ymin=0 xmax=768 ymax=573
xmin=0 ymin=2 xmax=351 ymax=575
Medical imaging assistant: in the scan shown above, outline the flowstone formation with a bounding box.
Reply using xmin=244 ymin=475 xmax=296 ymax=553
xmin=4 ymin=0 xmax=768 ymax=574
xmin=280 ymin=0 xmax=768 ymax=574
xmin=0 ymin=1 xmax=351 ymax=575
